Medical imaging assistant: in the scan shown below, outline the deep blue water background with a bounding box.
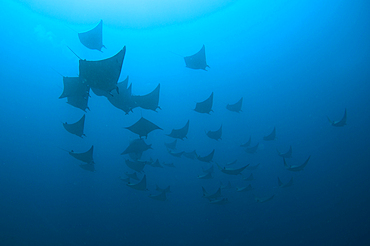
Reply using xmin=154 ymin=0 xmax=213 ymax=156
xmin=1 ymin=0 xmax=370 ymax=245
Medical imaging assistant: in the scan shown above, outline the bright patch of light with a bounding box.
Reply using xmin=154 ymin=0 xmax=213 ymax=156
xmin=17 ymin=0 xmax=238 ymax=28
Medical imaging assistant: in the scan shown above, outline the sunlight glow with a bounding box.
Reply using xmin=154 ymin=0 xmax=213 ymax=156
xmin=17 ymin=0 xmax=238 ymax=28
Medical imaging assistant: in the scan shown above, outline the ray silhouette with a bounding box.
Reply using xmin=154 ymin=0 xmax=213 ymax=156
xmin=125 ymin=159 xmax=147 ymax=173
xmin=283 ymin=156 xmax=311 ymax=171
xmin=240 ymin=136 xmax=251 ymax=147
xmin=194 ymin=92 xmax=213 ymax=114
xmin=167 ymin=149 xmax=184 ymax=158
xmin=216 ymin=163 xmax=249 ymax=175
xmin=167 ymin=120 xmax=189 ymax=140
xmin=121 ymin=139 xmax=152 ymax=156
xmin=245 ymin=143 xmax=259 ymax=154
xmin=244 ymin=173 xmax=254 ymax=181
xmin=278 ymin=177 xmax=293 ymax=188
xmin=105 ymin=76 xmax=133 ymax=114
xmin=125 ymin=117 xmax=162 ymax=139
xmin=202 ymin=186 xmax=222 ymax=199
xmin=263 ymin=127 xmax=276 ymax=141
xmin=226 ymin=97 xmax=243 ymax=112
xmin=164 ymin=139 xmax=177 ymax=150
xmin=226 ymin=160 xmax=237 ymax=166
xmin=202 ymin=165 xmax=214 ymax=173
xmin=69 ymin=145 xmax=94 ymax=164
xmin=79 ymin=46 xmax=126 ymax=95
xmin=197 ymin=172 xmax=213 ymax=179
xmin=246 ymin=163 xmax=260 ymax=171
xmin=66 ymin=93 xmax=90 ymax=112
xmin=127 ymin=175 xmax=147 ymax=191
xmin=184 ymin=45 xmax=209 ymax=70
xmin=209 ymin=198 xmax=229 ymax=205
xmin=327 ymin=108 xmax=347 ymax=127
xmin=236 ymin=184 xmax=253 ymax=192
xmin=79 ymin=163 xmax=95 ymax=172
xmin=78 ymin=20 xmax=105 ymax=51
xmin=63 ymin=114 xmax=86 ymax=138
xmin=197 ymin=149 xmax=215 ymax=163
xmin=59 ymin=76 xmax=90 ymax=112
xmin=155 ymin=185 xmax=171 ymax=193
xmin=128 ymin=151 xmax=142 ymax=161
xmin=119 ymin=177 xmax=130 ymax=183
xmin=149 ymin=190 xmax=167 ymax=201
xmin=183 ymin=150 xmax=197 ymax=159
xmin=131 ymin=84 xmax=161 ymax=112
xmin=277 ymin=145 xmax=292 ymax=158
xmin=255 ymin=194 xmax=274 ymax=203
xmin=59 ymin=77 xmax=89 ymax=99
xmin=206 ymin=125 xmax=222 ymax=141
xmin=125 ymin=172 xmax=139 ymax=180
xmin=149 ymin=159 xmax=164 ymax=168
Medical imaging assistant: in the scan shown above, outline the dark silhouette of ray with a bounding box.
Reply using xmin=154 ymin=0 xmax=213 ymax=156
xmin=167 ymin=149 xmax=184 ymax=158
xmin=184 ymin=45 xmax=209 ymax=70
xmin=59 ymin=77 xmax=89 ymax=99
xmin=278 ymin=177 xmax=293 ymax=188
xmin=125 ymin=172 xmax=139 ymax=180
xmin=194 ymin=92 xmax=213 ymax=114
xmin=59 ymin=76 xmax=90 ymax=111
xmin=119 ymin=177 xmax=130 ymax=183
xmin=156 ymin=185 xmax=171 ymax=193
xmin=283 ymin=156 xmax=311 ymax=172
xmin=103 ymin=76 xmax=133 ymax=114
xmin=125 ymin=159 xmax=147 ymax=173
xmin=149 ymin=190 xmax=167 ymax=201
xmin=236 ymin=184 xmax=253 ymax=192
xmin=206 ymin=125 xmax=222 ymax=141
xmin=127 ymin=175 xmax=147 ymax=191
xmin=66 ymin=93 xmax=90 ymax=112
xmin=63 ymin=114 xmax=86 ymax=138
xmin=198 ymin=172 xmax=213 ymax=179
xmin=226 ymin=97 xmax=243 ymax=113
xmin=240 ymin=136 xmax=251 ymax=147
xmin=327 ymin=108 xmax=347 ymax=127
xmin=226 ymin=160 xmax=237 ymax=166
xmin=79 ymin=46 xmax=126 ymax=95
xmin=277 ymin=145 xmax=292 ymax=158
xmin=216 ymin=163 xmax=249 ymax=175
xmin=164 ymin=139 xmax=177 ymax=150
xmin=79 ymin=163 xmax=95 ymax=172
xmin=246 ymin=163 xmax=260 ymax=171
xmin=69 ymin=145 xmax=94 ymax=164
xmin=255 ymin=194 xmax=274 ymax=203
xmin=245 ymin=143 xmax=259 ymax=154
xmin=167 ymin=120 xmax=189 ymax=140
xmin=128 ymin=152 xmax=142 ymax=161
xmin=149 ymin=159 xmax=163 ymax=168
xmin=131 ymin=84 xmax=161 ymax=112
xmin=263 ymin=127 xmax=276 ymax=141
xmin=121 ymin=139 xmax=152 ymax=156
xmin=125 ymin=117 xmax=162 ymax=139
xmin=202 ymin=186 xmax=222 ymax=199
xmin=78 ymin=20 xmax=105 ymax=51
xmin=183 ymin=150 xmax=197 ymax=159
xmin=244 ymin=173 xmax=254 ymax=181
xmin=197 ymin=149 xmax=215 ymax=163
xmin=202 ymin=165 xmax=214 ymax=173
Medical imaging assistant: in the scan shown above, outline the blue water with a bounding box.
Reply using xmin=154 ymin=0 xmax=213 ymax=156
xmin=1 ymin=0 xmax=370 ymax=245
